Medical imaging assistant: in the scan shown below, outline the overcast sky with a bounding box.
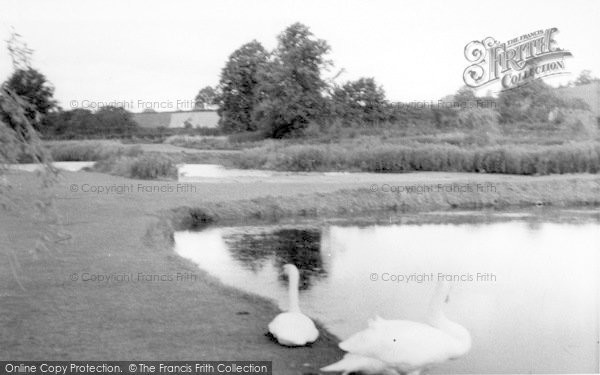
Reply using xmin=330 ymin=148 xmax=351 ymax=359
xmin=1 ymin=0 xmax=599 ymax=112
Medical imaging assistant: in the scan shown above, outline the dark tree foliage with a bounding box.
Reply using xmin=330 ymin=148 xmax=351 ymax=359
xmin=1 ymin=68 xmax=57 ymax=131
xmin=571 ymin=70 xmax=600 ymax=86
xmin=498 ymin=79 xmax=589 ymax=123
xmin=194 ymin=86 xmax=217 ymax=109
xmin=331 ymin=77 xmax=388 ymax=124
xmin=252 ymin=23 xmax=330 ymax=138
xmin=453 ymin=86 xmax=477 ymax=105
xmin=45 ymin=106 xmax=139 ymax=138
xmin=216 ymin=41 xmax=268 ymax=133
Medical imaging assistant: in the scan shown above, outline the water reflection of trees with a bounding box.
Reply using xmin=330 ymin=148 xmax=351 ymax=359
xmin=224 ymin=228 xmax=327 ymax=289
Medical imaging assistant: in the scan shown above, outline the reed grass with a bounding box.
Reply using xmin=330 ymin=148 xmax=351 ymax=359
xmin=236 ymin=141 xmax=600 ymax=175
xmin=47 ymin=140 xmax=142 ymax=161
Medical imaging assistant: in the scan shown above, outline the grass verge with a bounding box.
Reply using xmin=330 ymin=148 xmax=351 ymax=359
xmin=146 ymin=175 xmax=600 ymax=244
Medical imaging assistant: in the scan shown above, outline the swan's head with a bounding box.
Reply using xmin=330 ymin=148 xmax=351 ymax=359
xmin=282 ymin=264 xmax=300 ymax=278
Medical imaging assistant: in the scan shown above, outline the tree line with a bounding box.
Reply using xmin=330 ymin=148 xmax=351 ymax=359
xmin=1 ymin=24 xmax=598 ymax=141
xmin=193 ymin=23 xmax=597 ymax=138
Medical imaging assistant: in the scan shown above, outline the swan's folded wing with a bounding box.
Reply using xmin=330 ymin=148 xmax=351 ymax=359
xmin=268 ymin=312 xmax=318 ymax=346
xmin=339 ymin=320 xmax=456 ymax=369
xmin=321 ymin=353 xmax=398 ymax=375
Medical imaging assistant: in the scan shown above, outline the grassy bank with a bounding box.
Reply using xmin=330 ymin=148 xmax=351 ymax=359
xmin=235 ymin=141 xmax=600 ymax=175
xmin=148 ymin=175 xmax=600 ymax=239
xmin=3 ymin=168 xmax=599 ymax=370
xmin=0 ymin=170 xmax=345 ymax=371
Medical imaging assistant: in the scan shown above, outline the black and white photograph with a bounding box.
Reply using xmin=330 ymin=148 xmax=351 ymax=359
xmin=1 ymin=1 xmax=599 ymax=374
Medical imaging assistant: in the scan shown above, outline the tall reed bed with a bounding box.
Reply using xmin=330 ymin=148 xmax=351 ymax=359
xmin=236 ymin=142 xmax=600 ymax=175
xmin=47 ymin=140 xmax=142 ymax=161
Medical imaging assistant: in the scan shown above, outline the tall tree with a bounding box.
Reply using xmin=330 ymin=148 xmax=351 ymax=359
xmin=498 ymin=79 xmax=588 ymax=123
xmin=1 ymin=68 xmax=57 ymax=131
xmin=216 ymin=41 xmax=268 ymax=133
xmin=194 ymin=86 xmax=217 ymax=109
xmin=332 ymin=77 xmax=387 ymax=124
xmin=571 ymin=70 xmax=599 ymax=86
xmin=253 ymin=23 xmax=330 ymax=138
xmin=453 ymin=86 xmax=478 ymax=105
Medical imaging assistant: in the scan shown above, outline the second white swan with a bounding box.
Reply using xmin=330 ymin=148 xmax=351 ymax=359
xmin=268 ymin=264 xmax=319 ymax=346
xmin=321 ymin=280 xmax=471 ymax=375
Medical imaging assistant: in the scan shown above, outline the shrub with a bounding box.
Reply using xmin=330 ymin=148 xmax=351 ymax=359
xmin=93 ymin=153 xmax=177 ymax=180
xmin=457 ymin=108 xmax=501 ymax=145
xmin=164 ymin=135 xmax=234 ymax=150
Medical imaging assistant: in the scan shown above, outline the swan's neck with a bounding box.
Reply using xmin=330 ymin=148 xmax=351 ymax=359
xmin=429 ymin=312 xmax=471 ymax=354
xmin=287 ymin=270 xmax=301 ymax=313
xmin=427 ymin=282 xmax=471 ymax=354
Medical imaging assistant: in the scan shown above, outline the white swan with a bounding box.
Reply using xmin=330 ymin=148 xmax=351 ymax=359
xmin=321 ymin=280 xmax=471 ymax=375
xmin=268 ymin=264 xmax=319 ymax=346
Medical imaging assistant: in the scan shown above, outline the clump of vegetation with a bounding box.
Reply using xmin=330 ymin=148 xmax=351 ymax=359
xmin=497 ymin=79 xmax=589 ymax=124
xmin=163 ymin=135 xmax=235 ymax=150
xmin=330 ymin=77 xmax=389 ymax=125
xmin=93 ymin=153 xmax=177 ymax=180
xmin=457 ymin=108 xmax=501 ymax=145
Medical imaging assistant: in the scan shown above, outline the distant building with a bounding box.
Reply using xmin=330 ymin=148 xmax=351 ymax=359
xmin=558 ymin=81 xmax=600 ymax=120
xmin=132 ymin=110 xmax=219 ymax=128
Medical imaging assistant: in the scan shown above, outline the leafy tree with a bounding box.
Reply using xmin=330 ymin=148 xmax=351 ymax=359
xmin=216 ymin=41 xmax=268 ymax=133
xmin=253 ymin=23 xmax=330 ymax=138
xmin=571 ymin=70 xmax=599 ymax=86
xmin=45 ymin=108 xmax=100 ymax=138
xmin=331 ymin=77 xmax=388 ymax=124
xmin=194 ymin=86 xmax=217 ymax=109
xmin=1 ymin=68 xmax=57 ymax=131
xmin=45 ymin=106 xmax=140 ymax=138
xmin=94 ymin=106 xmax=139 ymax=135
xmin=453 ymin=86 xmax=477 ymax=105
xmin=497 ymin=79 xmax=588 ymax=123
